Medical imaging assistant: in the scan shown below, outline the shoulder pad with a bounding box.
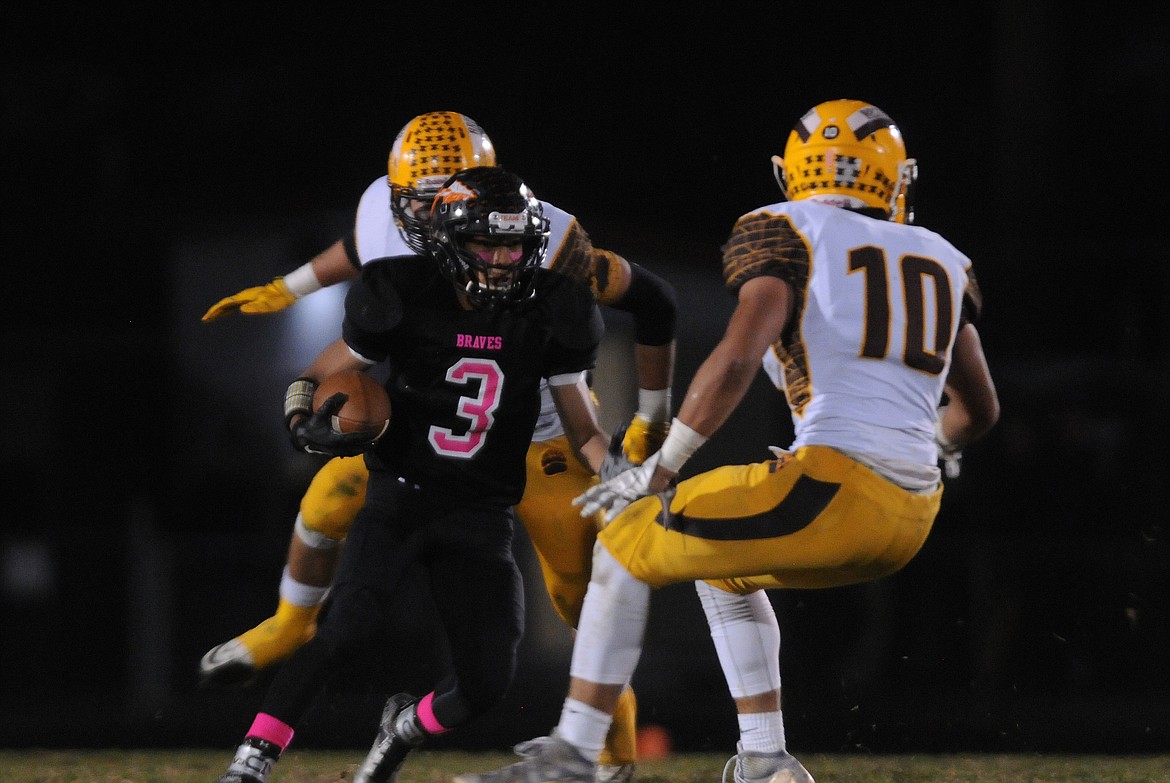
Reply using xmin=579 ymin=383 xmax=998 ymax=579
xmin=343 ymin=257 xmax=413 ymax=333
xmin=533 ymin=270 xmax=604 ymax=352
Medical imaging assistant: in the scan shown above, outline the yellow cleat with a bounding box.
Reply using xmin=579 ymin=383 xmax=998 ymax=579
xmin=199 ymin=602 xmax=319 ymax=687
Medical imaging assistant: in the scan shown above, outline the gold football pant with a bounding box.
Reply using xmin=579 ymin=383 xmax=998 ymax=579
xmin=598 ymin=445 xmax=942 ymax=594
xmin=297 ymin=439 xmax=636 ymax=765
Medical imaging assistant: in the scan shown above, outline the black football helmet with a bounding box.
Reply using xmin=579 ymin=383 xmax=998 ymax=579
xmin=428 ymin=167 xmax=549 ymax=308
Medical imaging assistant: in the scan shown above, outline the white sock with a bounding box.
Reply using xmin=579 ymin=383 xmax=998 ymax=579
xmin=737 ymin=711 xmax=786 ymax=754
xmin=556 ymin=698 xmax=609 ymax=762
xmin=278 ymin=567 xmax=329 ymax=608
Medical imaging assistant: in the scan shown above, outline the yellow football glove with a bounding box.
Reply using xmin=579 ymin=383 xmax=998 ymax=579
xmin=201 ymin=277 xmax=297 ymax=322
xmin=621 ymin=414 xmax=669 ymax=465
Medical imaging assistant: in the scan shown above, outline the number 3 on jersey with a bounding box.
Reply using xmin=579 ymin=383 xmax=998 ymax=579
xmin=428 ymin=358 xmax=504 ymax=458
xmin=849 ymin=246 xmax=954 ymax=375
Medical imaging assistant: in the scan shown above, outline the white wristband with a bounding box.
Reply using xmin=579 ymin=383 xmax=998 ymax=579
xmin=656 ymin=417 xmax=707 ymax=473
xmin=636 ymin=387 xmax=672 ymax=423
xmin=283 ymin=262 xmax=324 ymax=298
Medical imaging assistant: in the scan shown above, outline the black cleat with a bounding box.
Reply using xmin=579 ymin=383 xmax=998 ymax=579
xmin=353 ymin=693 xmax=425 ymax=783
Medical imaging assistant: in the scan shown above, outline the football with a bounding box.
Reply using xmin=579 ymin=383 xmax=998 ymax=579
xmin=313 ymin=369 xmax=391 ymax=438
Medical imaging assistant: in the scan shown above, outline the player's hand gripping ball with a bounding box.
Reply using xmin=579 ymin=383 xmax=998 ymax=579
xmin=291 ymin=371 xmax=391 ymax=457
xmin=313 ymin=370 xmax=392 ymax=436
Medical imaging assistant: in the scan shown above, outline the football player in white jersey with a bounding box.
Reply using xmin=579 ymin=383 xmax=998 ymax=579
xmin=200 ymin=112 xmax=677 ymax=780
xmin=452 ymin=99 xmax=1000 ymax=783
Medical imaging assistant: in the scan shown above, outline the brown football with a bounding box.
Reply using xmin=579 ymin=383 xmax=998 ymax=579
xmin=312 ymin=369 xmax=391 ymax=437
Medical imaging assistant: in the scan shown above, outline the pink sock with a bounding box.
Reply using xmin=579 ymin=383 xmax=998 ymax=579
xmin=415 ymin=692 xmax=450 ymax=735
xmin=246 ymin=713 xmax=295 ymax=751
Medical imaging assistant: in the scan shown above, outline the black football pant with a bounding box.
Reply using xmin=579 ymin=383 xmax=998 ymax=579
xmin=259 ymin=467 xmax=525 ymax=732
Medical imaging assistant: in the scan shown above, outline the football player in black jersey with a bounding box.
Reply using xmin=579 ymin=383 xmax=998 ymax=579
xmin=216 ymin=168 xmax=612 ymax=783
xmin=201 ymin=113 xmax=665 ymax=781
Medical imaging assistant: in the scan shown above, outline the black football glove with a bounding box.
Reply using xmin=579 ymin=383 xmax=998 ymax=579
xmin=290 ymin=392 xmax=381 ymax=457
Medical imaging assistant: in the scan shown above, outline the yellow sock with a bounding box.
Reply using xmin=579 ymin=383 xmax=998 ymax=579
xmin=236 ymin=600 xmax=320 ymax=669
xmin=598 ymin=687 xmax=638 ymax=766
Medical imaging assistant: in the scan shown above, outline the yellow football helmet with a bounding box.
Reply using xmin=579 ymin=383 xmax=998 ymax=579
xmin=772 ymin=99 xmax=917 ymax=224
xmin=388 ymin=111 xmax=497 ymax=252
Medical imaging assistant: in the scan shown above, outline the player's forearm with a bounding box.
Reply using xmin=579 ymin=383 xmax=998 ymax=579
xmin=641 ymin=352 xmax=749 ymax=492
xmin=575 ymin=433 xmax=610 ymax=475
xmin=671 ymin=274 xmax=791 ymax=437
xmin=551 ymin=375 xmax=609 ymax=473
xmin=632 ymin=342 xmax=674 ymax=393
xmin=307 ymin=239 xmax=361 ymax=288
xmin=940 ymin=388 xmax=998 ymax=448
xmin=675 ymin=344 xmax=758 ymax=438
xmin=941 ymin=325 xmax=1000 ymax=447
xmin=300 ymin=338 xmax=371 ymax=382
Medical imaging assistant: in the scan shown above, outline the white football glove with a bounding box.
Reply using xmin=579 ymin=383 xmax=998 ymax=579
xmin=573 ymin=451 xmax=663 ymax=523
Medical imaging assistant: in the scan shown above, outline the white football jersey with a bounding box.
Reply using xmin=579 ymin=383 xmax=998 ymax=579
xmin=350 ymin=176 xmax=579 ymax=443
xmin=725 ymin=199 xmax=975 ymax=467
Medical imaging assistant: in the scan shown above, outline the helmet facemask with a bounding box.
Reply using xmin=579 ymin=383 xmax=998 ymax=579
xmin=391 ymin=175 xmax=448 ymax=255
xmin=890 ymin=158 xmax=917 ymax=224
xmin=429 ymin=168 xmax=550 ymax=310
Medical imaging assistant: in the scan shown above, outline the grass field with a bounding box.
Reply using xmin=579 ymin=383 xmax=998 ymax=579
xmin=1 ymin=749 xmax=1167 ymax=783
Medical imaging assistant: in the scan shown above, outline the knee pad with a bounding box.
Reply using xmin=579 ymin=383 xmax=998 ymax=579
xmin=569 ymin=544 xmax=649 ymax=685
xmin=696 ymin=581 xmax=781 ymax=697
xmin=299 ymin=456 xmax=368 ymax=541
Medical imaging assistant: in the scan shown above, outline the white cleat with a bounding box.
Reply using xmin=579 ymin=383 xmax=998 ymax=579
xmin=199 ymin=638 xmax=257 ymax=688
xmin=452 ymin=734 xmax=596 ymax=783
xmin=721 ymin=746 xmax=814 ymax=783
xmin=595 ymin=763 xmax=635 ymax=783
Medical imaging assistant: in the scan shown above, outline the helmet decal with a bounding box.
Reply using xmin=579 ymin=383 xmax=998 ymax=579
xmin=487 ymin=211 xmax=530 ymax=232
xmin=436 ymin=179 xmax=477 ymax=205
xmin=794 ymin=108 xmax=819 ymax=142
xmin=845 ymin=105 xmax=896 ymax=140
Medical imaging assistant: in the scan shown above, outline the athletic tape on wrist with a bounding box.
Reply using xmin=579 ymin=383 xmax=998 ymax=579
xmin=282 ymin=262 xmax=323 ymax=298
xmin=656 ymin=417 xmax=707 ymax=472
xmin=636 ymin=387 xmax=672 ymax=423
xmin=284 ymin=377 xmax=317 ymax=425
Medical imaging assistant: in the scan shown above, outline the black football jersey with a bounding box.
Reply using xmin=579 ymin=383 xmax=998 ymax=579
xmin=342 ymin=255 xmax=603 ymax=507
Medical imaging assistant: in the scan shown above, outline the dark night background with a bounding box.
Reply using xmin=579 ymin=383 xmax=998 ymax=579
xmin=2 ymin=1 xmax=1168 ymax=759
